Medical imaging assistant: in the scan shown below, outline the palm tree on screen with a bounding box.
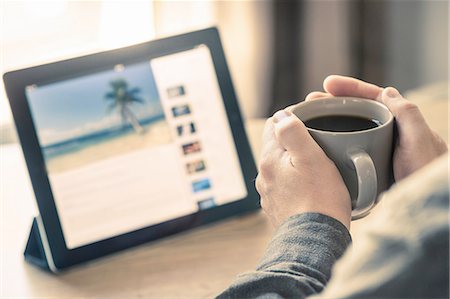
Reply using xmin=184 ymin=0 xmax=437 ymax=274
xmin=105 ymin=79 xmax=145 ymax=134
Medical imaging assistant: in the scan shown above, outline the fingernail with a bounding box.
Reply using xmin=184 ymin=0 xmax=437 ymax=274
xmin=272 ymin=110 xmax=292 ymax=123
xmin=385 ymin=87 xmax=400 ymax=98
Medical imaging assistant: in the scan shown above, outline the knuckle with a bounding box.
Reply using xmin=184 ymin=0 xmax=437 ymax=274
xmin=255 ymin=175 xmax=264 ymax=194
xmin=394 ymin=101 xmax=421 ymax=120
xmin=432 ymin=130 xmax=448 ymax=153
xmin=399 ymin=101 xmax=419 ymax=112
xmin=276 ymin=119 xmax=297 ymax=136
xmin=258 ymin=157 xmax=274 ymax=179
xmin=264 ymin=117 xmax=273 ymax=129
xmin=262 ymin=119 xmax=275 ymax=142
xmin=259 ymin=197 xmax=267 ymax=210
xmin=398 ymin=100 xmax=419 ymax=114
xmin=255 ymin=175 xmax=267 ymax=196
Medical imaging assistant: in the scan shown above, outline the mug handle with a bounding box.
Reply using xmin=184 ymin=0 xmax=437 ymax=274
xmin=348 ymin=150 xmax=377 ymax=220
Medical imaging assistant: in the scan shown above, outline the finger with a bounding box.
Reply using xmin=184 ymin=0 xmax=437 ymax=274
xmin=261 ymin=117 xmax=284 ymax=160
xmin=272 ymin=110 xmax=316 ymax=155
xmin=305 ymin=91 xmax=332 ymax=101
xmin=381 ymin=87 xmax=428 ymax=133
xmin=262 ymin=117 xmax=276 ymax=144
xmin=323 ymin=75 xmax=383 ymax=101
xmin=255 ymin=174 xmax=265 ymax=196
xmin=259 ymin=118 xmax=285 ymax=180
xmin=431 ymin=130 xmax=448 ymax=153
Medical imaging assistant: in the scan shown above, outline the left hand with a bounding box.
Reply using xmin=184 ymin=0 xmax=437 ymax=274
xmin=306 ymin=75 xmax=448 ymax=181
xmin=256 ymin=110 xmax=352 ymax=229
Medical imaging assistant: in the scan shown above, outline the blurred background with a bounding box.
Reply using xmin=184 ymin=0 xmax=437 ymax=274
xmin=1 ymin=0 xmax=448 ymax=144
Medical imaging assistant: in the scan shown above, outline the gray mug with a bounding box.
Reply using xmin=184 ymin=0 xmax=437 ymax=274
xmin=292 ymin=97 xmax=394 ymax=220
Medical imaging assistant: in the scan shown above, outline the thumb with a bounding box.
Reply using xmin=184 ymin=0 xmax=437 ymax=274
xmin=381 ymin=87 xmax=428 ymax=134
xmin=272 ymin=110 xmax=315 ymax=154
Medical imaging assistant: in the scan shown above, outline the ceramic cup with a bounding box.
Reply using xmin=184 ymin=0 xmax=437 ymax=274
xmin=292 ymin=97 xmax=394 ymax=220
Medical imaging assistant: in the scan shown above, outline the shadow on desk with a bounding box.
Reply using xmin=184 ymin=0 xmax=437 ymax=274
xmin=2 ymin=120 xmax=271 ymax=298
xmin=16 ymin=211 xmax=272 ymax=298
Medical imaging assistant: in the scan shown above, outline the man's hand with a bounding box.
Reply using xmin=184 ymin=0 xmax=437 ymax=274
xmin=306 ymin=75 xmax=448 ymax=181
xmin=256 ymin=110 xmax=352 ymax=229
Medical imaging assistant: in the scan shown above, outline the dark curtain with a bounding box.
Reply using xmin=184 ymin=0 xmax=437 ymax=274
xmin=269 ymin=0 xmax=305 ymax=114
xmin=351 ymin=1 xmax=387 ymax=86
xmin=268 ymin=0 xmax=387 ymax=116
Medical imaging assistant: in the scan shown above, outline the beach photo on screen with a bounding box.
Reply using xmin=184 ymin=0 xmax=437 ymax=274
xmin=26 ymin=61 xmax=172 ymax=174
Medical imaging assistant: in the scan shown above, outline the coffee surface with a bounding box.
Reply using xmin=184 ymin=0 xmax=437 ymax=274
xmin=304 ymin=115 xmax=381 ymax=132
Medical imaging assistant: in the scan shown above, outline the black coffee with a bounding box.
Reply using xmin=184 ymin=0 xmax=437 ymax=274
xmin=304 ymin=115 xmax=382 ymax=132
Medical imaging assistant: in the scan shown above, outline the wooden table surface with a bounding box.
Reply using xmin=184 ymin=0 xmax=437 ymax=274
xmin=1 ymin=84 xmax=447 ymax=299
xmin=1 ymin=120 xmax=273 ymax=299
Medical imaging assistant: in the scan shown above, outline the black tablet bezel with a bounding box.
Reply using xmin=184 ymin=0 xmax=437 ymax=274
xmin=3 ymin=27 xmax=259 ymax=271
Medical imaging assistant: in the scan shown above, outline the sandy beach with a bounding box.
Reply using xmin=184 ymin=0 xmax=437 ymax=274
xmin=45 ymin=120 xmax=173 ymax=174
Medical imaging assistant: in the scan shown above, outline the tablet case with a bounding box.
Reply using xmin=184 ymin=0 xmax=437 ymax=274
xmin=24 ymin=217 xmax=51 ymax=271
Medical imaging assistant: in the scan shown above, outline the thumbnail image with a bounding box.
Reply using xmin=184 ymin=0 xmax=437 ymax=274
xmin=192 ymin=178 xmax=212 ymax=193
xmin=197 ymin=197 xmax=216 ymax=210
xmin=167 ymin=85 xmax=186 ymax=98
xmin=171 ymin=104 xmax=191 ymax=118
xmin=176 ymin=122 xmax=197 ymax=137
xmin=26 ymin=61 xmax=171 ymax=174
xmin=190 ymin=122 xmax=196 ymax=133
xmin=182 ymin=141 xmax=202 ymax=155
xmin=186 ymin=159 xmax=206 ymax=174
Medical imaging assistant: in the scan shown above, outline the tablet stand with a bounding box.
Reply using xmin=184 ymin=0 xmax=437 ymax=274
xmin=24 ymin=217 xmax=51 ymax=271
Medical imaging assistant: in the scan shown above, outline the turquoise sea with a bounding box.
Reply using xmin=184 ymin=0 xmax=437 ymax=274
xmin=42 ymin=114 xmax=166 ymax=161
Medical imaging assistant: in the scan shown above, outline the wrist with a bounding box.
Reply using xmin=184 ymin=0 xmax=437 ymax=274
xmin=294 ymin=210 xmax=350 ymax=231
xmin=258 ymin=212 xmax=352 ymax=278
xmin=286 ymin=200 xmax=351 ymax=230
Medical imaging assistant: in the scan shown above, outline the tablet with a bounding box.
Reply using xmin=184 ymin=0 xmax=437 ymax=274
xmin=3 ymin=27 xmax=259 ymax=271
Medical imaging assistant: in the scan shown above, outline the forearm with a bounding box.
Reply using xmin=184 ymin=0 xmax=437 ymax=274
xmin=217 ymin=213 xmax=352 ymax=299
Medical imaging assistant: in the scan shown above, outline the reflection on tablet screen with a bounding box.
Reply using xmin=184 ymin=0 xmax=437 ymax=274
xmin=25 ymin=45 xmax=247 ymax=249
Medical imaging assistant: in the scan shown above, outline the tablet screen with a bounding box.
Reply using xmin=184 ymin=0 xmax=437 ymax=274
xmin=25 ymin=45 xmax=248 ymax=249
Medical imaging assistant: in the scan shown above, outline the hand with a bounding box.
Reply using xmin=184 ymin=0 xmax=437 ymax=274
xmin=306 ymin=75 xmax=448 ymax=181
xmin=256 ymin=110 xmax=352 ymax=229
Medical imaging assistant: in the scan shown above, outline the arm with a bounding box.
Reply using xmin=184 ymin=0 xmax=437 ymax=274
xmin=219 ymin=158 xmax=449 ymax=299
xmin=218 ymin=76 xmax=447 ymax=298
xmin=219 ymin=98 xmax=353 ymax=298
xmin=218 ymin=213 xmax=351 ymax=299
xmin=319 ymin=154 xmax=449 ymax=298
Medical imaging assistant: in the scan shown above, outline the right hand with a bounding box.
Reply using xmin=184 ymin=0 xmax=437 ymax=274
xmin=306 ymin=75 xmax=448 ymax=181
xmin=256 ymin=110 xmax=352 ymax=229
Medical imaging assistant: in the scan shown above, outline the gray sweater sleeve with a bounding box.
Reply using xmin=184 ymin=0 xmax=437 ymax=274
xmin=218 ymin=155 xmax=449 ymax=299
xmin=217 ymin=213 xmax=352 ymax=299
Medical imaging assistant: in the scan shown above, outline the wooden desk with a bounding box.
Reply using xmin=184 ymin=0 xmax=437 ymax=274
xmin=2 ymin=84 xmax=447 ymax=298
xmin=1 ymin=120 xmax=273 ymax=298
